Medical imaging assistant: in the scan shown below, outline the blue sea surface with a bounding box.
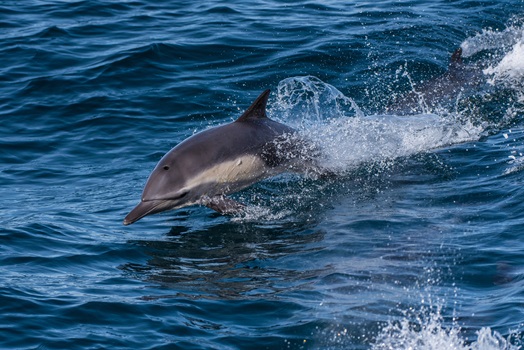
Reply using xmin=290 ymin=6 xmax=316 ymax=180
xmin=2 ymin=1 xmax=524 ymax=349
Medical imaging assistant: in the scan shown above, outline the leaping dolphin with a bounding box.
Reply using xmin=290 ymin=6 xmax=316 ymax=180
xmin=124 ymin=89 xmax=316 ymax=225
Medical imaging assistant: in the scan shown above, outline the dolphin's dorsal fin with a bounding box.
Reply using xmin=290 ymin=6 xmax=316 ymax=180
xmin=235 ymin=89 xmax=270 ymax=122
xmin=449 ymin=48 xmax=463 ymax=70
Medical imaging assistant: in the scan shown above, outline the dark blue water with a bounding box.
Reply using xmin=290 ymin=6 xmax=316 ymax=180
xmin=2 ymin=1 xmax=524 ymax=349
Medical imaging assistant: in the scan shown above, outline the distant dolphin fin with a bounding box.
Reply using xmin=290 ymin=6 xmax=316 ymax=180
xmin=449 ymin=48 xmax=463 ymax=70
xmin=201 ymin=195 xmax=246 ymax=215
xmin=235 ymin=89 xmax=270 ymax=122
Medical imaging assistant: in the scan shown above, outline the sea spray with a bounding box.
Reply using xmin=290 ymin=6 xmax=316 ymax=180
xmin=271 ymin=76 xmax=485 ymax=174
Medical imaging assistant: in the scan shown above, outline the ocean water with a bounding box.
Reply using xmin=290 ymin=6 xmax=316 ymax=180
xmin=2 ymin=1 xmax=524 ymax=349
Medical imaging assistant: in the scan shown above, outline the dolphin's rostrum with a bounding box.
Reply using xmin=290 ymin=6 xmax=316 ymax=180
xmin=124 ymin=89 xmax=315 ymax=225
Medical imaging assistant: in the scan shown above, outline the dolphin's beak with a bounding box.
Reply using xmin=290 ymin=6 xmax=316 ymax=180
xmin=123 ymin=200 xmax=165 ymax=226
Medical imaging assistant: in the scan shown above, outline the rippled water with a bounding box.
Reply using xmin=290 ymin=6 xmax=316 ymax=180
xmin=2 ymin=1 xmax=524 ymax=349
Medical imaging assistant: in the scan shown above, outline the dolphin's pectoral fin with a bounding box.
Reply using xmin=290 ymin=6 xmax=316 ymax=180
xmin=201 ymin=195 xmax=246 ymax=215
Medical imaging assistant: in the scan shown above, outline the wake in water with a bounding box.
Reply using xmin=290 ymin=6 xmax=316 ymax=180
xmin=272 ymin=76 xmax=484 ymax=173
xmin=237 ymin=18 xmax=524 ymax=224
xmin=239 ymin=19 xmax=524 ymax=349
xmin=209 ymin=17 xmax=524 ymax=225
xmin=267 ymin=16 xmax=524 ymax=176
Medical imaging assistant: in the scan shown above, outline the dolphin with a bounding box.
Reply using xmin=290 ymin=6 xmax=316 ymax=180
xmin=124 ymin=89 xmax=316 ymax=225
xmin=386 ymin=48 xmax=484 ymax=114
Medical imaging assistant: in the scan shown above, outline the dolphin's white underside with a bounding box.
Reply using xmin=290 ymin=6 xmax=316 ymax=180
xmin=183 ymin=154 xmax=269 ymax=194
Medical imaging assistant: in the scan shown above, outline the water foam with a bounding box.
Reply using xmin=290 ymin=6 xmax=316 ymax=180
xmin=484 ymin=40 xmax=524 ymax=108
xmin=271 ymin=76 xmax=485 ymax=174
xmin=372 ymin=311 xmax=521 ymax=350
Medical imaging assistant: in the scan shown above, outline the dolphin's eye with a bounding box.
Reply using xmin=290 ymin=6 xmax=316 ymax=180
xmin=163 ymin=165 xmax=170 ymax=170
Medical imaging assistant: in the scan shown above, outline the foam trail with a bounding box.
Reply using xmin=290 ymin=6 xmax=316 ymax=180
xmin=306 ymin=114 xmax=482 ymax=172
xmin=272 ymin=76 xmax=485 ymax=174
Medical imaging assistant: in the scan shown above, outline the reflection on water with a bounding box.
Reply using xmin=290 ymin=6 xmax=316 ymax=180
xmin=122 ymin=221 xmax=330 ymax=300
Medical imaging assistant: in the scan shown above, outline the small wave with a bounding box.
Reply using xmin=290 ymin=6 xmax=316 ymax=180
xmin=231 ymin=203 xmax=294 ymax=223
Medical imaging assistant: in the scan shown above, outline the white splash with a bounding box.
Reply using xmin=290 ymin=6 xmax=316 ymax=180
xmin=484 ymin=41 xmax=524 ymax=86
xmin=271 ymin=75 xmax=363 ymax=127
xmin=270 ymin=18 xmax=524 ymax=175
xmin=461 ymin=23 xmax=524 ymax=58
xmin=461 ymin=18 xmax=524 ymax=104
xmin=306 ymin=113 xmax=482 ymax=172
xmin=372 ymin=310 xmax=521 ymax=350
xmin=271 ymin=76 xmax=485 ymax=174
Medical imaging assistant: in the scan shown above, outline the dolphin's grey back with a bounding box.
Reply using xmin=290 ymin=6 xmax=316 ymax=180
xmin=386 ymin=48 xmax=483 ymax=114
xmin=166 ymin=90 xmax=297 ymax=177
xmin=170 ymin=118 xmax=295 ymax=173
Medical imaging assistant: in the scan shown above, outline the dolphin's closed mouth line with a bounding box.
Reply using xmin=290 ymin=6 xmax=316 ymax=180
xmin=145 ymin=190 xmax=189 ymax=202
xmin=170 ymin=190 xmax=189 ymax=200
